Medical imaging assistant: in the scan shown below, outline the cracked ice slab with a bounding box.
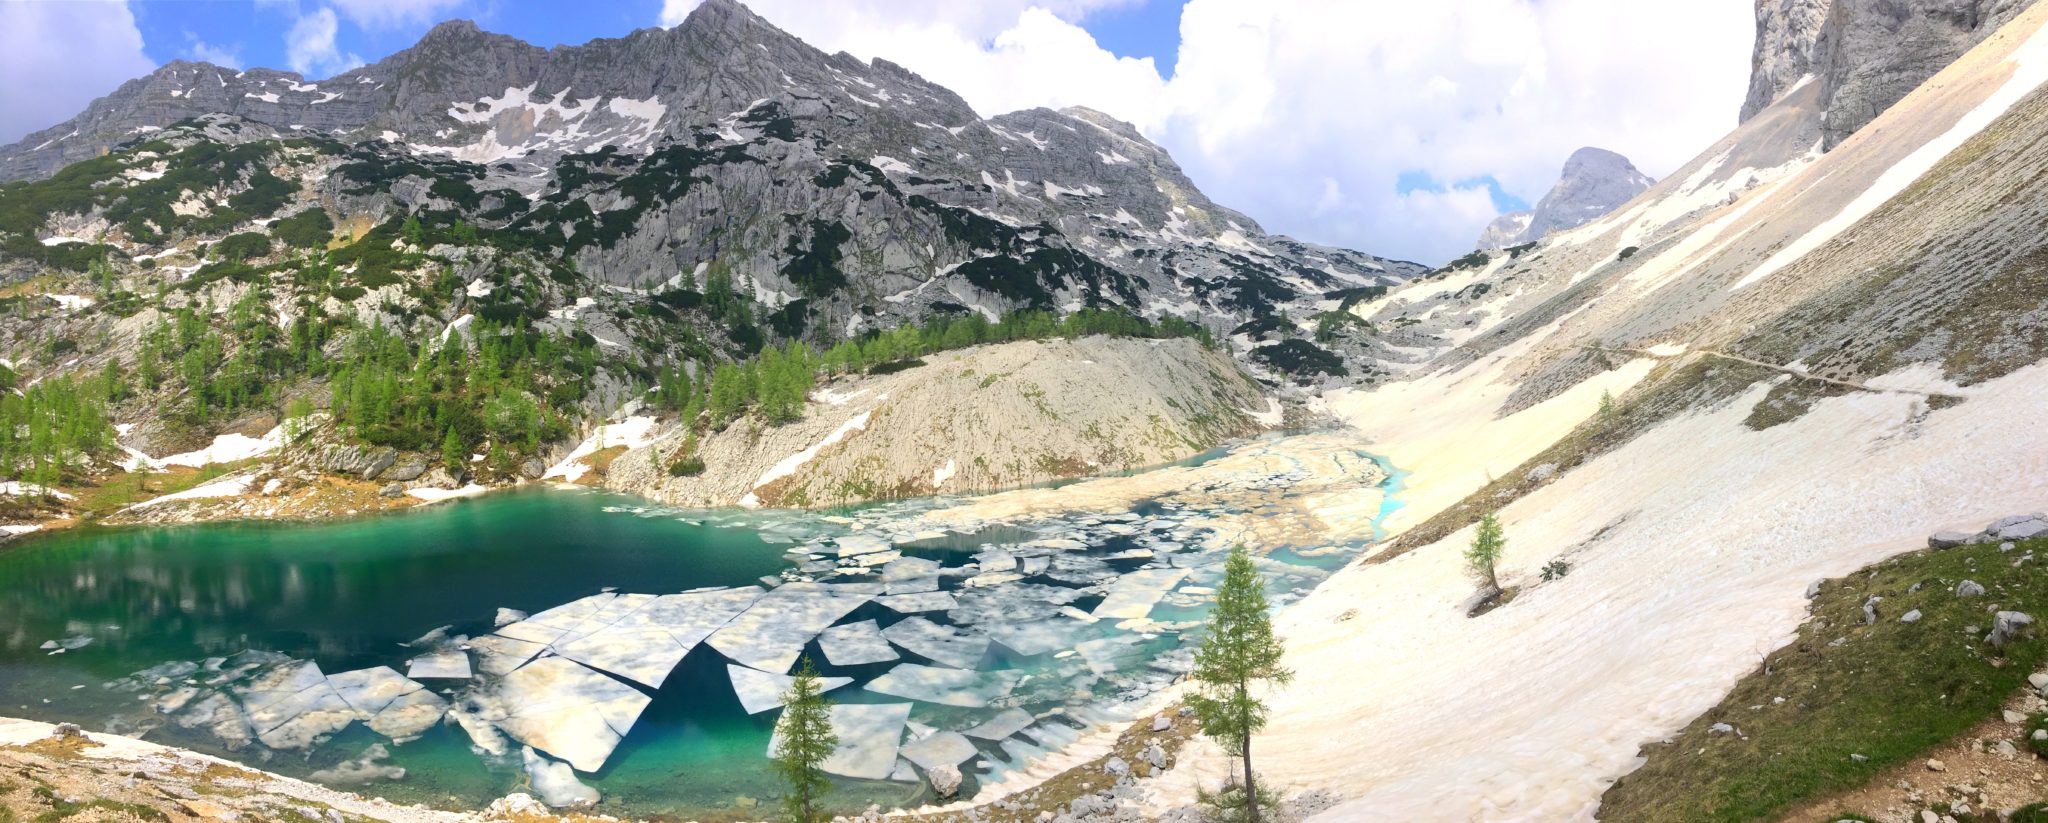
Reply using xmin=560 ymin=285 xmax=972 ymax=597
xmin=234 ymin=661 xmax=356 ymax=750
xmin=726 ymin=664 xmax=854 ymax=714
xmin=550 ymin=587 xmax=764 ymax=688
xmin=491 ymin=656 xmax=652 ymax=772
xmin=1090 ymin=568 xmax=1190 ymax=619
xmin=882 ymin=617 xmax=990 ymax=669
xmin=963 ymin=707 xmax=1035 ymax=741
xmin=981 ymin=618 xmax=1087 ymax=657
xmin=899 ymin=730 xmax=978 ymax=771
xmin=876 ymin=591 xmax=957 ymax=613
xmin=864 ymin=663 xmax=1024 ymax=708
xmin=326 ymin=666 xmax=447 ymax=742
xmin=407 ymin=650 xmax=473 ymax=680
xmin=767 ymin=702 xmax=913 ymax=780
xmin=707 ymin=584 xmax=873 ymax=673
xmin=819 ymin=620 xmax=900 ymax=666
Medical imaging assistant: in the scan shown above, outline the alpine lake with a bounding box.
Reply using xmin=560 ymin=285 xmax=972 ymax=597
xmin=0 ymin=435 xmax=1397 ymax=819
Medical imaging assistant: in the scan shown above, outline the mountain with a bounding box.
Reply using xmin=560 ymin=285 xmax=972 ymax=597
xmin=1240 ymin=1 xmax=2048 ymax=818
xmin=1743 ymin=0 xmax=2033 ymax=147
xmin=1475 ymin=146 xmax=1654 ymax=249
xmin=0 ymin=0 xmax=1420 ymax=365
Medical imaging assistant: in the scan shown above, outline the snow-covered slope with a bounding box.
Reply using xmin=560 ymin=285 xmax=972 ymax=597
xmin=1214 ymin=3 xmax=2048 ymax=818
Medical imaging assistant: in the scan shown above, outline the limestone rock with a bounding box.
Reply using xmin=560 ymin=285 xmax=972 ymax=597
xmin=1956 ymin=580 xmax=1986 ymax=597
xmin=1988 ymin=611 xmax=2034 ymax=647
xmin=929 ymin=763 xmax=962 ymax=798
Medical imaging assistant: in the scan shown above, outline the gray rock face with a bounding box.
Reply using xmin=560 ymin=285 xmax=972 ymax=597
xmin=1477 ymin=148 xmax=1652 ymax=249
xmin=1742 ymin=0 xmax=2031 ymax=148
xmin=1742 ymin=0 xmax=1831 ymax=123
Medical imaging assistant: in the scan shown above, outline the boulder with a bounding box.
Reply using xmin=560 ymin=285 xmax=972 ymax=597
xmin=2029 ymin=671 xmax=2047 ymax=691
xmin=320 ymin=444 xmax=398 ymax=480
xmin=1991 ymin=514 xmax=2048 ymax=542
xmin=1929 ymin=531 xmax=1972 ymax=549
xmin=1956 ymin=580 xmax=1986 ymax=598
xmin=520 ymin=458 xmax=546 ymax=479
xmin=929 ymin=763 xmax=962 ymax=798
xmin=1142 ymin=742 xmax=1168 ymax=769
xmin=1899 ymin=609 xmax=1922 ymax=623
xmin=1151 ymin=714 xmax=1172 ymax=732
xmin=381 ymin=453 xmax=428 ymax=482
xmin=1988 ymin=611 xmax=2034 ymax=648
xmin=380 ymin=483 xmax=404 ymax=498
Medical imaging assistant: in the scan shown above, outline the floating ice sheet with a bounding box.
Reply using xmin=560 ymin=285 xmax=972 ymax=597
xmin=707 ymin=584 xmax=873 ymax=673
xmin=982 ymin=618 xmax=1087 ymax=657
xmin=726 ymin=664 xmax=854 ymax=715
xmin=876 ymin=591 xmax=957 ymax=613
xmin=865 ymin=663 xmax=1023 ymax=708
xmin=963 ymin=707 xmax=1035 ymax=741
xmin=406 ymin=650 xmax=472 ymax=680
xmin=819 ymin=620 xmax=899 ymax=666
xmin=898 ymin=730 xmax=977 ymax=771
xmin=882 ymin=617 xmax=989 ymax=669
xmin=491 ymin=656 xmax=651 ymax=772
xmin=326 ymin=666 xmax=446 ymax=742
xmin=1091 ymin=568 xmax=1190 ymax=619
xmin=767 ymin=702 xmax=913 ymax=780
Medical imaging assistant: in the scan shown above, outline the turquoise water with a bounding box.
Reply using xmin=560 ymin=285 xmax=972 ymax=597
xmin=0 ymin=489 xmax=871 ymax=818
xmin=0 ymin=445 xmax=1405 ymax=819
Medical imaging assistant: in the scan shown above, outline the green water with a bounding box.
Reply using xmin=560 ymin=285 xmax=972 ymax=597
xmin=0 ymin=488 xmax=900 ymax=818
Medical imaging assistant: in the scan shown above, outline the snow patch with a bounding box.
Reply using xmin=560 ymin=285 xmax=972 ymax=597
xmin=741 ymin=411 xmax=873 ymax=506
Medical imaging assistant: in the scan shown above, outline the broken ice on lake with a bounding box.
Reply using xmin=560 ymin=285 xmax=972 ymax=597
xmin=865 ymin=663 xmax=1024 ymax=708
xmin=766 ymin=702 xmax=913 ymax=780
xmin=726 ymin=664 xmax=854 ymax=715
xmin=819 ymin=620 xmax=900 ymax=666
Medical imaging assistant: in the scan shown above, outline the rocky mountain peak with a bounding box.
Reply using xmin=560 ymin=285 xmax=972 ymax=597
xmin=1477 ymin=146 xmax=1652 ymax=249
xmin=1741 ymin=0 xmax=2031 ymax=148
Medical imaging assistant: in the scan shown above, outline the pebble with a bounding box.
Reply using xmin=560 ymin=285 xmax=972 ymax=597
xmin=1926 ymin=758 xmax=1946 ymax=772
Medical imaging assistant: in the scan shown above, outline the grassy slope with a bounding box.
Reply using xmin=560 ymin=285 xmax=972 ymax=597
xmin=1599 ymin=535 xmax=2048 ymax=822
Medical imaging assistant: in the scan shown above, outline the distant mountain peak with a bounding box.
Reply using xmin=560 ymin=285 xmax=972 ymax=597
xmin=1477 ymin=146 xmax=1652 ymax=250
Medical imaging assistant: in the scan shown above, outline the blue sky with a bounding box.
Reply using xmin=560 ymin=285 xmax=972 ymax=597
xmin=1 ymin=0 xmax=1753 ymax=265
xmin=121 ymin=0 xmax=1184 ymax=82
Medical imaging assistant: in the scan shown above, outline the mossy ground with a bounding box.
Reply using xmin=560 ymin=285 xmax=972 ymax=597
xmin=1598 ymin=536 xmax=2048 ymax=822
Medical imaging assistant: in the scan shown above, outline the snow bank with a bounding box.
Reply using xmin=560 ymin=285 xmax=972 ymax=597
xmin=155 ymin=425 xmax=287 ymax=469
xmin=407 ymin=484 xmax=489 ymax=503
xmin=126 ymin=475 xmax=253 ymax=510
xmin=738 ymin=411 xmax=872 ymax=507
xmin=542 ymin=415 xmax=661 ymax=483
xmin=1264 ymin=359 xmax=2048 ymax=821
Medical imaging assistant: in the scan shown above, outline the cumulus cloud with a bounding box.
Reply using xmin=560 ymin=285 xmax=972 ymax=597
xmin=285 ymin=6 xmax=364 ymax=78
xmin=181 ymin=33 xmax=244 ymax=70
xmin=0 ymin=0 xmax=157 ymax=145
xmin=667 ymin=0 xmax=1751 ymax=264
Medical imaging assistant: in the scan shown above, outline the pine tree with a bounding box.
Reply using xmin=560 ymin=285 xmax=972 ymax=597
xmin=771 ymin=656 xmax=838 ymax=823
xmin=1188 ymin=545 xmax=1292 ymax=823
xmin=1467 ymin=511 xmax=1506 ymax=592
xmin=1598 ymin=389 xmax=1617 ymax=424
xmin=442 ymin=428 xmax=465 ymax=476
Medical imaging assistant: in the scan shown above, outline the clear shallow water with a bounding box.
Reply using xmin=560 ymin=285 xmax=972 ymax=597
xmin=0 ymin=442 xmax=1397 ymax=819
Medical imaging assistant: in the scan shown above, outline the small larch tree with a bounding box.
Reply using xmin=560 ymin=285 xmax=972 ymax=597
xmin=1188 ymin=544 xmax=1293 ymax=823
xmin=772 ymin=656 xmax=838 ymax=823
xmin=1468 ymin=511 xmax=1506 ymax=592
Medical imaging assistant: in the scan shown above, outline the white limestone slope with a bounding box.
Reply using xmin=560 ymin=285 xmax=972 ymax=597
xmin=1232 ymin=5 xmax=2048 ymax=820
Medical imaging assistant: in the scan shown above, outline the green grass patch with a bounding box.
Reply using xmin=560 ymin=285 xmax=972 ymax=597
xmin=1598 ymin=535 xmax=2048 ymax=822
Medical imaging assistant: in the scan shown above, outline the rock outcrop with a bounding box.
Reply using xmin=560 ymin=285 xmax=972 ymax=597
xmin=1477 ymin=147 xmax=1653 ymax=248
xmin=1742 ymin=0 xmax=2032 ymax=148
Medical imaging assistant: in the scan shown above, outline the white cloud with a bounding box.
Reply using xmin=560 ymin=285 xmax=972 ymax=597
xmin=329 ymin=0 xmax=465 ymax=30
xmin=670 ymin=0 xmax=1751 ymax=265
xmin=0 ymin=0 xmax=157 ymax=145
xmin=181 ymin=33 xmax=244 ymax=69
xmin=285 ymin=6 xmax=364 ymax=78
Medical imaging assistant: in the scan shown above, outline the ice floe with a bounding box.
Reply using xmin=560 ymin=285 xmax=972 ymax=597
xmin=725 ymin=664 xmax=854 ymax=714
